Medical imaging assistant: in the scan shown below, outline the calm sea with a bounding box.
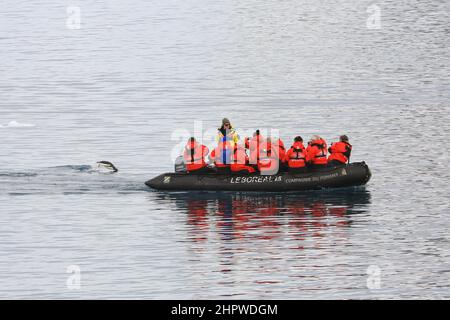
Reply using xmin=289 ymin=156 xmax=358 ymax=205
xmin=0 ymin=0 xmax=449 ymax=299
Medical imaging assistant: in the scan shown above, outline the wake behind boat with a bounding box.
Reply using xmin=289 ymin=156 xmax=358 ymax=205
xmin=145 ymin=162 xmax=371 ymax=192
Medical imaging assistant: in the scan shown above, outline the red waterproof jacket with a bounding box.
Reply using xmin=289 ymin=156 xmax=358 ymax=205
xmin=273 ymin=138 xmax=286 ymax=165
xmin=306 ymin=139 xmax=328 ymax=165
xmin=328 ymin=141 xmax=352 ymax=164
xmin=248 ymin=135 xmax=265 ymax=166
xmin=231 ymin=145 xmax=256 ymax=173
xmin=183 ymin=141 xmax=209 ymax=172
xmin=210 ymin=141 xmax=233 ymax=168
xmin=258 ymin=141 xmax=280 ymax=174
xmin=285 ymin=141 xmax=307 ymax=168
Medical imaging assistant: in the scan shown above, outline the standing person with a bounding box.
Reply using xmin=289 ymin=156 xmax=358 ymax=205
xmin=306 ymin=135 xmax=328 ymax=168
xmin=216 ymin=118 xmax=239 ymax=147
xmin=285 ymin=136 xmax=307 ymax=173
xmin=328 ymin=135 xmax=352 ymax=166
xmin=183 ymin=137 xmax=213 ymax=174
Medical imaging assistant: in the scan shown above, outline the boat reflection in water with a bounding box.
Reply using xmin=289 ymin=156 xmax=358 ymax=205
xmin=154 ymin=188 xmax=371 ymax=244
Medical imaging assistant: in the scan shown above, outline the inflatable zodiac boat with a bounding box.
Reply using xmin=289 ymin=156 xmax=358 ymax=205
xmin=145 ymin=162 xmax=371 ymax=192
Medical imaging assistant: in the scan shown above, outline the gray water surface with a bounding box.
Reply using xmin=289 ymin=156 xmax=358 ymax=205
xmin=1 ymin=0 xmax=449 ymax=299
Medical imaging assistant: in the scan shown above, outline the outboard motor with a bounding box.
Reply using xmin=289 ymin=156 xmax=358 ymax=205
xmin=174 ymin=155 xmax=187 ymax=173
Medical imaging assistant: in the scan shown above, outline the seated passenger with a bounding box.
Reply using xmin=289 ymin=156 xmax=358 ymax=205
xmin=306 ymin=135 xmax=328 ymax=169
xmin=271 ymin=135 xmax=287 ymax=172
xmin=285 ymin=136 xmax=307 ymax=173
xmin=248 ymin=129 xmax=265 ymax=170
xmin=183 ymin=137 xmax=214 ymax=174
xmin=258 ymin=138 xmax=280 ymax=175
xmin=231 ymin=144 xmax=256 ymax=174
xmin=210 ymin=140 xmax=233 ymax=174
xmin=328 ymin=135 xmax=352 ymax=166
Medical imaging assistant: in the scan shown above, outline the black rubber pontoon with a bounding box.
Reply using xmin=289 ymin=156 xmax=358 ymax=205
xmin=145 ymin=162 xmax=371 ymax=192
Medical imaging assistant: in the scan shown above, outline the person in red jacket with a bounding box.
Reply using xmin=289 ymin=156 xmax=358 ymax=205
xmin=258 ymin=138 xmax=280 ymax=175
xmin=230 ymin=144 xmax=256 ymax=174
xmin=285 ymin=136 xmax=307 ymax=173
xmin=271 ymin=136 xmax=287 ymax=172
xmin=210 ymin=140 xmax=233 ymax=173
xmin=248 ymin=130 xmax=265 ymax=170
xmin=328 ymin=135 xmax=352 ymax=166
xmin=183 ymin=137 xmax=213 ymax=173
xmin=306 ymin=135 xmax=328 ymax=168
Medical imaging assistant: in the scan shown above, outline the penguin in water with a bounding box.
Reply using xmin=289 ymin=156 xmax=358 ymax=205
xmin=96 ymin=161 xmax=118 ymax=173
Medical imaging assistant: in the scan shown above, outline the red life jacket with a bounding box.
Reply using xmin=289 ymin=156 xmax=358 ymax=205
xmin=183 ymin=142 xmax=209 ymax=172
xmin=274 ymin=138 xmax=285 ymax=151
xmin=273 ymin=138 xmax=286 ymax=164
xmin=230 ymin=145 xmax=255 ymax=173
xmin=248 ymin=135 xmax=265 ymax=166
xmin=307 ymin=139 xmax=328 ymax=165
xmin=210 ymin=141 xmax=233 ymax=168
xmin=286 ymin=141 xmax=307 ymax=168
xmin=328 ymin=141 xmax=352 ymax=164
xmin=258 ymin=142 xmax=280 ymax=174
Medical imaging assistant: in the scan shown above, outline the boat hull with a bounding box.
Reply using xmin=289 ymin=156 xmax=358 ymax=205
xmin=145 ymin=162 xmax=371 ymax=192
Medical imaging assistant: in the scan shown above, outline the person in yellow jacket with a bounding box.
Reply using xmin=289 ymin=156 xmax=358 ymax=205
xmin=216 ymin=118 xmax=239 ymax=147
